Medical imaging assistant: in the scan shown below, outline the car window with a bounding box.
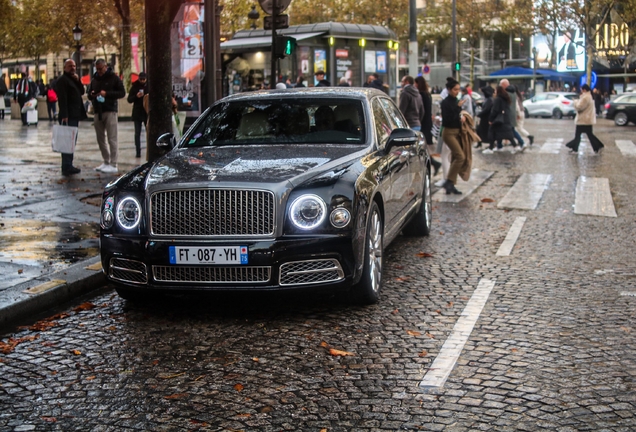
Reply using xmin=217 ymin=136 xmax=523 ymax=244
xmin=546 ymin=94 xmax=558 ymax=100
xmin=184 ymin=98 xmax=366 ymax=147
xmin=564 ymin=95 xmax=578 ymax=100
xmin=372 ymin=99 xmax=393 ymax=148
xmin=379 ymin=98 xmax=409 ymax=129
xmin=533 ymin=94 xmax=547 ymax=102
xmin=626 ymin=96 xmax=636 ymax=103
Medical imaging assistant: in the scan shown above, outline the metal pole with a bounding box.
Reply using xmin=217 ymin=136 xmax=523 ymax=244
xmin=451 ymin=0 xmax=457 ymax=79
xmin=408 ymin=0 xmax=418 ymax=77
xmin=204 ymin=0 xmax=216 ymax=105
xmin=270 ymin=0 xmax=277 ymax=88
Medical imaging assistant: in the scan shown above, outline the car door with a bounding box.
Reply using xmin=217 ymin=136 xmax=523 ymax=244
xmin=527 ymin=94 xmax=546 ymax=116
xmin=626 ymin=96 xmax=636 ymax=123
xmin=371 ymin=98 xmax=408 ymax=229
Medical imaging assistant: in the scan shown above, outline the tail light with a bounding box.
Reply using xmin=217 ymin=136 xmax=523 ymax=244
xmin=562 ymin=100 xmax=571 ymax=105
xmin=605 ymin=103 xmax=611 ymax=109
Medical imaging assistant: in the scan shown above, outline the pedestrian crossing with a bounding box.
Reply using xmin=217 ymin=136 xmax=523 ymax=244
xmin=573 ymin=176 xmax=617 ymax=217
xmin=615 ymin=140 xmax=636 ymax=156
xmin=497 ymin=173 xmax=552 ymax=210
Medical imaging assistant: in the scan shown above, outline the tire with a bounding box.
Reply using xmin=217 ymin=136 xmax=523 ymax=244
xmin=403 ymin=167 xmax=432 ymax=237
xmin=614 ymin=112 xmax=628 ymax=126
xmin=350 ymin=202 xmax=383 ymax=305
xmin=524 ymin=108 xmax=529 ymax=118
xmin=552 ymin=109 xmax=563 ymax=119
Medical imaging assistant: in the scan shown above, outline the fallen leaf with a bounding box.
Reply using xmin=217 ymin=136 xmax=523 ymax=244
xmin=435 ymin=309 xmax=442 ymax=314
xmin=418 ymin=350 xmax=428 ymax=357
xmin=510 ymin=348 xmax=518 ymax=352
xmin=320 ymin=341 xmax=329 ymax=348
xmin=252 ymin=357 xmax=259 ymax=362
xmin=72 ymin=350 xmax=81 ymax=355
xmin=234 ymin=383 xmax=244 ymax=392
xmin=260 ymin=406 xmax=273 ymax=413
xmin=28 ymin=320 xmax=57 ymax=331
xmin=416 ymin=252 xmax=434 ymax=258
xmin=0 ymin=335 xmax=39 ymax=354
xmin=18 ymin=269 xmax=23 ymax=274
xmin=41 ymin=417 xmax=57 ymax=423
xmin=425 ymin=332 xmax=435 ymax=339
xmin=392 ymin=308 xmax=399 ymax=314
xmin=620 ymin=326 xmax=631 ymax=333
xmin=480 ymin=198 xmax=495 ymax=203
xmin=394 ymin=264 xmax=404 ymax=270
xmin=395 ymin=277 xmax=409 ymax=282
xmin=236 ymin=413 xmax=251 ymax=418
xmin=164 ymin=393 xmax=188 ymax=399
xmin=320 ymin=429 xmax=328 ymax=432
xmin=406 ymin=330 xmax=421 ymax=336
xmin=447 ymin=302 xmax=454 ymax=308
xmin=73 ymin=302 xmax=96 ymax=312
xmin=329 ymin=348 xmax=355 ymax=357
xmin=86 ymin=376 xmax=96 ymax=381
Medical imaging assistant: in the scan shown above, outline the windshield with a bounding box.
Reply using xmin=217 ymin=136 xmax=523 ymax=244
xmin=184 ymin=98 xmax=367 ymax=147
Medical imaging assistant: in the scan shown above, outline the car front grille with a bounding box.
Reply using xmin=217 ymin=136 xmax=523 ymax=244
xmin=279 ymin=259 xmax=344 ymax=286
xmin=153 ymin=266 xmax=271 ymax=283
xmin=150 ymin=189 xmax=275 ymax=237
xmin=109 ymin=258 xmax=148 ymax=284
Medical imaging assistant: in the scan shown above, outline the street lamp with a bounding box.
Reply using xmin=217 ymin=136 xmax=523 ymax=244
xmin=72 ymin=23 xmax=82 ymax=67
xmin=532 ymin=46 xmax=537 ymax=92
xmin=499 ymin=49 xmax=506 ymax=70
xmin=247 ymin=5 xmax=260 ymax=30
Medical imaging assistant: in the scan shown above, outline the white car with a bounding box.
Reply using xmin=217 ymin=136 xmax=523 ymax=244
xmin=523 ymin=92 xmax=578 ymax=119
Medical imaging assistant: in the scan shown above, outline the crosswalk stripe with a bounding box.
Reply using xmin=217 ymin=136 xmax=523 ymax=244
xmin=574 ymin=176 xmax=617 ymax=217
xmin=616 ymin=140 xmax=636 ymax=156
xmin=432 ymin=169 xmax=494 ymax=203
xmin=419 ymin=278 xmax=496 ymax=389
xmin=496 ymin=217 xmax=527 ymax=256
xmin=540 ymin=138 xmax=563 ymax=154
xmin=497 ymin=173 xmax=551 ymax=210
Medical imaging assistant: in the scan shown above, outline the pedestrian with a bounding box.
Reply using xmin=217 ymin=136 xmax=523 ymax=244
xmin=414 ymin=75 xmax=441 ymax=175
xmin=87 ymin=59 xmax=126 ymax=173
xmin=0 ymin=74 xmax=7 ymax=120
xmin=295 ymin=76 xmax=305 ymax=88
xmin=499 ymin=79 xmax=525 ymax=150
xmin=364 ymin=73 xmax=386 ymax=93
xmin=440 ymin=77 xmax=467 ymax=194
xmin=314 ymin=70 xmax=331 ymax=87
xmin=459 ymin=86 xmax=474 ymax=117
xmin=515 ymin=87 xmax=534 ymax=145
xmin=37 ymin=79 xmax=46 ymax=98
xmin=398 ymin=75 xmax=423 ymax=131
xmin=55 ymin=59 xmax=86 ymax=176
xmin=593 ymin=88 xmax=604 ymax=117
xmin=484 ymin=85 xmax=517 ymax=153
xmin=337 ymin=77 xmax=350 ymax=87
xmin=565 ymin=84 xmax=605 ymax=154
xmin=45 ymin=84 xmax=58 ymax=121
xmin=475 ymin=85 xmax=494 ymax=149
xmin=126 ymin=72 xmax=148 ymax=158
xmin=14 ymin=73 xmax=36 ymax=126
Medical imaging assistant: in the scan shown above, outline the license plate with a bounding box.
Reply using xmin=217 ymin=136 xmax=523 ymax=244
xmin=169 ymin=246 xmax=248 ymax=265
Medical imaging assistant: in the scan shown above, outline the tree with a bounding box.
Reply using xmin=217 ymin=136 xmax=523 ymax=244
xmin=145 ymin=0 xmax=182 ymax=162
xmin=0 ymin=0 xmax=15 ymax=72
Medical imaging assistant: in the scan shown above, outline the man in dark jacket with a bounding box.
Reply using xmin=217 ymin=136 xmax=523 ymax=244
xmin=364 ymin=73 xmax=387 ymax=93
xmin=14 ymin=73 xmax=36 ymax=125
xmin=87 ymin=59 xmax=126 ymax=173
xmin=398 ymin=75 xmax=423 ymax=131
xmin=126 ymin=72 xmax=148 ymax=158
xmin=314 ymin=70 xmax=331 ymax=87
xmin=56 ymin=59 xmax=87 ymax=175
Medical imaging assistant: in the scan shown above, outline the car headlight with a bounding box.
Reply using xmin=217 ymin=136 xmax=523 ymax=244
xmin=330 ymin=208 xmax=351 ymax=228
xmin=116 ymin=197 xmax=142 ymax=230
xmin=101 ymin=209 xmax=114 ymax=229
xmin=289 ymin=194 xmax=327 ymax=230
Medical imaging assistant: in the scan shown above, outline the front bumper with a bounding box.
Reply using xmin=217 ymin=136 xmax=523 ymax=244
xmin=100 ymin=234 xmax=359 ymax=292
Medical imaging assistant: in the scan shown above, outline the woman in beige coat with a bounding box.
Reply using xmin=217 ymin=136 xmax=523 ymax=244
xmin=565 ymin=84 xmax=605 ymax=153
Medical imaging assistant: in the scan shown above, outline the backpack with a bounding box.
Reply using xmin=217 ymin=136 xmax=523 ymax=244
xmin=47 ymin=88 xmax=58 ymax=103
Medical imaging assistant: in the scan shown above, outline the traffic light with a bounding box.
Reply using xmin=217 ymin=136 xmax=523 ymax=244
xmin=454 ymin=62 xmax=461 ymax=71
xmin=274 ymin=36 xmax=296 ymax=59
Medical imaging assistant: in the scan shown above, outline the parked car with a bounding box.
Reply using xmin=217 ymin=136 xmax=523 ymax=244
xmin=523 ymin=92 xmax=578 ymax=119
xmin=100 ymin=88 xmax=432 ymax=304
xmin=604 ymin=94 xmax=636 ymax=126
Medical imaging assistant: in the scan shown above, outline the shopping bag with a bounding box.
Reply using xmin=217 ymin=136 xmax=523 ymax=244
xmin=21 ymin=98 xmax=37 ymax=113
xmin=51 ymin=124 xmax=78 ymax=153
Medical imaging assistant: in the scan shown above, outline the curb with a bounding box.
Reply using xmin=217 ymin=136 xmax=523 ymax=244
xmin=0 ymin=256 xmax=106 ymax=330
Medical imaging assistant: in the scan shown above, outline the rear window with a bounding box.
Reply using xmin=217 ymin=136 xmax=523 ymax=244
xmin=564 ymin=95 xmax=578 ymax=101
xmin=184 ymin=98 xmax=366 ymax=147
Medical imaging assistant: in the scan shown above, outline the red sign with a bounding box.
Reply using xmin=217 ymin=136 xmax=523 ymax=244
xmin=335 ymin=49 xmax=349 ymax=58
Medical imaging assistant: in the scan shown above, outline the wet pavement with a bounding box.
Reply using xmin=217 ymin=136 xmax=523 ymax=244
xmin=1 ymin=116 xmax=636 ymax=430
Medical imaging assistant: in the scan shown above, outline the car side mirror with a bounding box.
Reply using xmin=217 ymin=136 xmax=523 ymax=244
xmin=157 ymin=133 xmax=177 ymax=150
xmin=385 ymin=128 xmax=418 ymax=153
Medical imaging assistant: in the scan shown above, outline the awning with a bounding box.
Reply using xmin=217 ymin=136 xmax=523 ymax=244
xmin=221 ymin=32 xmax=325 ymax=50
xmin=477 ymin=66 xmax=577 ymax=82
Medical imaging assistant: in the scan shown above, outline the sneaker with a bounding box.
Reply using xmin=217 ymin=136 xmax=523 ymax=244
xmin=482 ymin=149 xmax=494 ymax=154
xmin=518 ymin=144 xmax=526 ymax=152
xmin=94 ymin=163 xmax=108 ymax=172
xmin=510 ymin=147 xmax=518 ymax=154
xmin=101 ymin=164 xmax=119 ymax=174
xmin=494 ymin=147 xmax=502 ymax=152
xmin=435 ymin=178 xmax=446 ymax=187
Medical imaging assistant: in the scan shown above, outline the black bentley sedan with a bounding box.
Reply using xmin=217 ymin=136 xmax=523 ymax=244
xmin=100 ymin=88 xmax=432 ymax=304
xmin=605 ymin=93 xmax=636 ymax=126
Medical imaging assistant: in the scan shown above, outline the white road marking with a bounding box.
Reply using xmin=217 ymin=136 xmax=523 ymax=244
xmin=616 ymin=140 xmax=636 ymax=156
xmin=574 ymin=176 xmax=617 ymax=217
xmin=620 ymin=292 xmax=636 ymax=297
xmin=497 ymin=173 xmax=552 ymax=210
xmin=432 ymin=169 xmax=494 ymax=203
xmin=419 ymin=278 xmax=496 ymax=389
xmin=539 ymin=138 xmax=563 ymax=154
xmin=496 ymin=217 xmax=527 ymax=256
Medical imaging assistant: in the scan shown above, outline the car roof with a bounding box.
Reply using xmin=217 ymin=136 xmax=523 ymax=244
xmin=218 ymin=87 xmax=385 ymax=103
xmin=544 ymin=92 xmax=577 ymax=96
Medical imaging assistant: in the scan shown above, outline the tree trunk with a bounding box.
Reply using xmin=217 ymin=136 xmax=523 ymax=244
xmin=118 ymin=0 xmax=133 ymax=92
xmin=144 ymin=0 xmax=182 ymax=162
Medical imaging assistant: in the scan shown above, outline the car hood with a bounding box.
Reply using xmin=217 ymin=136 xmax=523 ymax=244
xmin=145 ymin=145 xmax=366 ymax=187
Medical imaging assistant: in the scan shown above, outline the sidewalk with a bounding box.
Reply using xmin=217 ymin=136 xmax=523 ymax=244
xmin=0 ymin=117 xmax=146 ymax=329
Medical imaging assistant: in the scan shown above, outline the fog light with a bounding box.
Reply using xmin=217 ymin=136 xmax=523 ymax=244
xmin=330 ymin=208 xmax=351 ymax=228
xmin=101 ymin=209 xmax=114 ymax=229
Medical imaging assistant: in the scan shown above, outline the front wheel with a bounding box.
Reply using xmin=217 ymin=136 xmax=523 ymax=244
xmin=614 ymin=112 xmax=629 ymax=126
xmin=350 ymin=202 xmax=383 ymax=305
xmin=553 ymin=109 xmax=563 ymax=119
xmin=403 ymin=167 xmax=432 ymax=237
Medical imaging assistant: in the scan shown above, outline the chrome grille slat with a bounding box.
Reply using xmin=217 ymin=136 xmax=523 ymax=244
xmin=150 ymin=189 xmax=274 ymax=236
xmin=153 ymin=266 xmax=271 ymax=283
xmin=110 ymin=258 xmax=148 ymax=284
xmin=279 ymin=259 xmax=344 ymax=286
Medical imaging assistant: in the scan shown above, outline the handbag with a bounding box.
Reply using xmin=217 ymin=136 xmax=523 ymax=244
xmin=51 ymin=123 xmax=78 ymax=154
xmin=492 ymin=109 xmax=507 ymax=126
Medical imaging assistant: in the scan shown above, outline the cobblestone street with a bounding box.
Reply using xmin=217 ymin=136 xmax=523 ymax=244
xmin=1 ymin=118 xmax=636 ymax=431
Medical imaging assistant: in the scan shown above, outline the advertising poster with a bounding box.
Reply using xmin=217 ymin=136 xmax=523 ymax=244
xmin=314 ymin=49 xmax=327 ymax=85
xmin=131 ymin=33 xmax=140 ymax=75
xmin=171 ymin=0 xmax=203 ymax=117
xmin=530 ymin=33 xmax=552 ymax=69
xmin=555 ymin=28 xmax=585 ymax=72
xmin=336 ymin=49 xmax=353 ymax=85
xmin=376 ymin=51 xmax=387 ymax=73
xmin=365 ymin=51 xmax=376 ymax=73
